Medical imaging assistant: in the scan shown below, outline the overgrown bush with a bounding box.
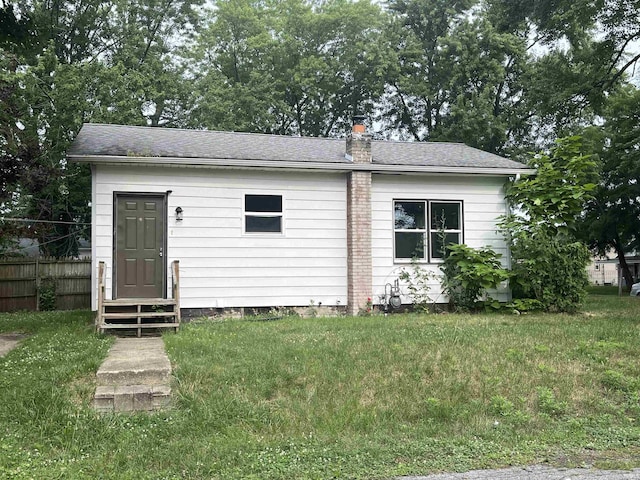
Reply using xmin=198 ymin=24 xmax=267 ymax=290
xmin=440 ymin=243 xmax=510 ymax=311
xmin=510 ymin=230 xmax=590 ymax=313
xmin=500 ymin=136 xmax=599 ymax=313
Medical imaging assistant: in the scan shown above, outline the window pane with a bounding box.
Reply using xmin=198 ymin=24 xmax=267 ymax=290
xmin=395 ymin=202 xmax=425 ymax=229
xmin=431 ymin=232 xmax=460 ymax=259
xmin=395 ymin=232 xmax=425 ymax=259
xmin=245 ymin=195 xmax=282 ymax=213
xmin=431 ymin=202 xmax=460 ymax=230
xmin=246 ymin=215 xmax=282 ymax=233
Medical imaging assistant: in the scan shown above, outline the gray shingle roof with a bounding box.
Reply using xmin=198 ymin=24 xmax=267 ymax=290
xmin=68 ymin=123 xmax=528 ymax=172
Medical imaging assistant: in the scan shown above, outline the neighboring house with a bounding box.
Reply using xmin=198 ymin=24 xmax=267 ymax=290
xmin=4 ymin=238 xmax=40 ymax=257
xmin=1 ymin=238 xmax=91 ymax=259
xmin=68 ymin=121 xmax=532 ymax=317
xmin=587 ymin=251 xmax=640 ymax=287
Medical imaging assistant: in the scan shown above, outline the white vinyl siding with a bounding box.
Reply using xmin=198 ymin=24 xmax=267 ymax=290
xmin=92 ymin=165 xmax=347 ymax=310
xmin=372 ymin=174 xmax=510 ymax=305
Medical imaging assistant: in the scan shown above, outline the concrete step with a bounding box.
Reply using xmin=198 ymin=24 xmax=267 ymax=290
xmin=96 ymin=338 xmax=171 ymax=386
xmin=94 ymin=384 xmax=171 ymax=412
xmin=93 ymin=337 xmax=174 ymax=413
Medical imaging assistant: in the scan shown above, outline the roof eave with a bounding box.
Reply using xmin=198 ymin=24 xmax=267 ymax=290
xmin=68 ymin=154 xmax=535 ymax=176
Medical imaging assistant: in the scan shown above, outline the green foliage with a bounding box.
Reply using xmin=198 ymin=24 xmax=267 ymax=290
xmin=398 ymin=259 xmax=435 ymax=312
xmin=503 ymin=136 xmax=599 ymax=234
xmin=509 ymin=231 xmax=590 ymax=313
xmin=577 ymin=86 xmax=640 ymax=287
xmin=357 ymin=297 xmax=374 ymax=316
xmin=191 ymin=0 xmax=387 ymax=136
xmin=536 ymin=387 xmax=568 ymax=417
xmin=382 ymin=0 xmax=530 ymax=151
xmin=505 ymin=298 xmax=544 ymax=313
xmin=3 ymin=0 xmax=639 ymax=264
xmin=501 ymin=136 xmax=597 ymax=313
xmin=440 ymin=243 xmax=510 ymax=311
xmin=37 ymin=279 xmax=56 ymax=311
xmin=1 ymin=0 xmax=202 ymax=255
xmin=601 ymin=370 xmax=638 ymax=393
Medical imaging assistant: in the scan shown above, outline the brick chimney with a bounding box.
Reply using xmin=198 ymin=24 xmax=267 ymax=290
xmin=346 ymin=116 xmax=372 ymax=316
xmin=346 ymin=115 xmax=372 ymax=164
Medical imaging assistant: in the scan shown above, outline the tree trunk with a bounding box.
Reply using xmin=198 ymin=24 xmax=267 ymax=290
xmin=614 ymin=238 xmax=634 ymax=289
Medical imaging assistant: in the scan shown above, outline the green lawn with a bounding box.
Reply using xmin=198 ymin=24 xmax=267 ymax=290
xmin=1 ymin=296 xmax=639 ymax=479
xmin=586 ymin=285 xmax=625 ymax=296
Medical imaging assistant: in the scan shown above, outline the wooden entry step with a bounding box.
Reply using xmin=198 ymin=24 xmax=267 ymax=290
xmin=99 ymin=299 xmax=179 ymax=336
xmin=96 ymin=261 xmax=181 ymax=337
xmin=104 ymin=298 xmax=177 ymax=306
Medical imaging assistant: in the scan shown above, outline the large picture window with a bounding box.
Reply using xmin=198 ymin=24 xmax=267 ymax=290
xmin=245 ymin=194 xmax=283 ymax=233
xmin=394 ymin=200 xmax=463 ymax=261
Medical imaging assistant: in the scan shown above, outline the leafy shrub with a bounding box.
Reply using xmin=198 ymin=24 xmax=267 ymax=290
xmin=398 ymin=259 xmax=435 ymax=312
xmin=439 ymin=243 xmax=509 ymax=311
xmin=500 ymin=136 xmax=598 ymax=313
xmin=509 ymin=230 xmax=590 ymax=313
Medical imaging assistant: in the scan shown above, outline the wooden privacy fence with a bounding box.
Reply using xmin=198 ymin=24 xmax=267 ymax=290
xmin=0 ymin=257 xmax=91 ymax=312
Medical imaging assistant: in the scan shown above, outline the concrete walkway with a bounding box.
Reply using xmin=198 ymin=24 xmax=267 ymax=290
xmin=0 ymin=333 xmax=29 ymax=357
xmin=399 ymin=465 xmax=640 ymax=480
xmin=93 ymin=337 xmax=172 ymax=412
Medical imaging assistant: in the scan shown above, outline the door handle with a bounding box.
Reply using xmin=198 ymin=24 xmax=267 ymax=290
xmin=159 ymin=247 xmax=163 ymax=258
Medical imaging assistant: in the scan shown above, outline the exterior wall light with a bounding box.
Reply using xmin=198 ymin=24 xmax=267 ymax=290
xmin=175 ymin=206 xmax=183 ymax=221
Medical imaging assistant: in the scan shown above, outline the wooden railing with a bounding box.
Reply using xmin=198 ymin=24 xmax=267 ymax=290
xmin=96 ymin=261 xmax=105 ymax=331
xmin=171 ymin=260 xmax=181 ymax=324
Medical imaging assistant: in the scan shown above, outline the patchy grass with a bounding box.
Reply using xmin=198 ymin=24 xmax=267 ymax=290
xmin=1 ymin=297 xmax=639 ymax=478
xmin=586 ymin=285 xmax=625 ymax=296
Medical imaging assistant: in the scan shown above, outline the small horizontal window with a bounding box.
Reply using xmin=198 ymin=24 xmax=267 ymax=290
xmin=245 ymin=194 xmax=283 ymax=234
xmin=246 ymin=215 xmax=282 ymax=233
xmin=245 ymin=194 xmax=282 ymax=213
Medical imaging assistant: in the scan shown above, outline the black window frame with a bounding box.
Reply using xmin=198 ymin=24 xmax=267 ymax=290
xmin=244 ymin=194 xmax=284 ymax=234
xmin=393 ymin=199 xmax=463 ymax=263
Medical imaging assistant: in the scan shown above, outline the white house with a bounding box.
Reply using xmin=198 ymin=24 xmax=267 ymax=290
xmin=68 ymin=120 xmax=532 ymax=329
xmin=587 ymin=250 xmax=640 ymax=287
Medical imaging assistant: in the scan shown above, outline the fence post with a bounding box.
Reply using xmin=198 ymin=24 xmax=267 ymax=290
xmin=35 ymin=256 xmax=40 ymax=311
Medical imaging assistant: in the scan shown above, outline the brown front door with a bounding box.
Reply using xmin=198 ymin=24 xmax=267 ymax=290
xmin=115 ymin=194 xmax=165 ymax=298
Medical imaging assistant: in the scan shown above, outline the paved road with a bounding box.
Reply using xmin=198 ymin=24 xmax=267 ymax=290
xmin=400 ymin=465 xmax=640 ymax=479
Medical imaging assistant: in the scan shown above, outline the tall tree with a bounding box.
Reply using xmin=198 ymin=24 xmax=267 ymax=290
xmin=485 ymin=0 xmax=640 ymax=142
xmin=379 ymin=0 xmax=532 ymax=154
xmin=578 ymin=87 xmax=640 ymax=288
xmin=190 ymin=0 xmax=387 ymax=136
xmin=1 ymin=0 xmax=202 ymax=256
